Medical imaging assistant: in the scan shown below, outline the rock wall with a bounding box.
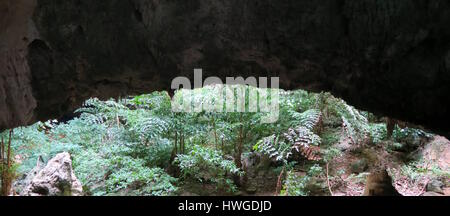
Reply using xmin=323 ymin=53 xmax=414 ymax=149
xmin=1 ymin=0 xmax=449 ymax=137
xmin=0 ymin=0 xmax=38 ymax=130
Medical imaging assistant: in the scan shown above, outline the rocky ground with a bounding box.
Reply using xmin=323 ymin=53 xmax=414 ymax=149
xmin=327 ymin=135 xmax=450 ymax=196
xmin=175 ymin=134 xmax=449 ymax=196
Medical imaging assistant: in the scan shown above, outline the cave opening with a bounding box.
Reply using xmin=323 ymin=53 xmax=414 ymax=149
xmin=1 ymin=0 xmax=450 ymax=201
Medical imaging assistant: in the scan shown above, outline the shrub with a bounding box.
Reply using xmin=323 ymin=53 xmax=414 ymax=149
xmin=175 ymin=145 xmax=243 ymax=192
xmin=281 ymin=164 xmax=323 ymax=196
xmin=369 ymin=123 xmax=387 ymax=144
xmin=105 ymin=156 xmax=177 ymax=196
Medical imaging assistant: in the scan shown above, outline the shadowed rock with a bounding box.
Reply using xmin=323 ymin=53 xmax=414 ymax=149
xmin=1 ymin=0 xmax=449 ymax=138
xmin=363 ymin=169 xmax=401 ymax=196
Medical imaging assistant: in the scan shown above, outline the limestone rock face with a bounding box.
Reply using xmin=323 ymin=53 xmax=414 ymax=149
xmin=13 ymin=157 xmax=44 ymax=195
xmin=421 ymin=136 xmax=450 ymax=172
xmin=22 ymin=152 xmax=83 ymax=196
xmin=1 ymin=1 xmax=450 ymax=138
xmin=0 ymin=0 xmax=38 ymax=130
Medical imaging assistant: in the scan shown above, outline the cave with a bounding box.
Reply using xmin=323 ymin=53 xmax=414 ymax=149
xmin=0 ymin=0 xmax=449 ymax=200
xmin=0 ymin=0 xmax=449 ymax=137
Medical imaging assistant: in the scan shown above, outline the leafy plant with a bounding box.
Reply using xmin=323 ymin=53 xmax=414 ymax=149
xmin=175 ymin=145 xmax=243 ymax=192
xmin=105 ymin=156 xmax=177 ymax=196
xmin=254 ymin=109 xmax=323 ymax=163
xmin=9 ymin=84 xmax=437 ymax=197
xmin=369 ymin=123 xmax=387 ymax=144
xmin=288 ymin=109 xmax=322 ymax=132
xmin=0 ymin=130 xmax=18 ymax=196
xmin=281 ymin=164 xmax=323 ymax=196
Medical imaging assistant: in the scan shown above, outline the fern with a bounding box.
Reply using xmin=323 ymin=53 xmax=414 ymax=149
xmin=339 ymin=103 xmax=370 ymax=145
xmin=125 ymin=110 xmax=171 ymax=143
xmin=255 ymin=109 xmax=323 ymax=162
xmin=255 ymin=135 xmax=292 ymax=163
xmin=175 ymin=145 xmax=243 ymax=192
xmin=126 ymin=91 xmax=172 ymax=114
xmin=76 ymin=98 xmax=128 ymax=126
xmin=284 ymin=126 xmax=322 ymax=161
xmin=325 ymin=97 xmax=370 ymax=145
xmin=289 ymin=109 xmax=322 ymax=132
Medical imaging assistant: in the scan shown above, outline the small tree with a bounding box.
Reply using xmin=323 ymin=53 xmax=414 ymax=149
xmin=175 ymin=145 xmax=243 ymax=193
xmin=0 ymin=129 xmax=16 ymax=196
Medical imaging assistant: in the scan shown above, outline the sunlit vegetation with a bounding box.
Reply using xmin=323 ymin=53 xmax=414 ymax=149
xmin=1 ymin=85 xmax=447 ymax=196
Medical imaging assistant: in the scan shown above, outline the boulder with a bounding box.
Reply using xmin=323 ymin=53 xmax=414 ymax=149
xmin=421 ymin=136 xmax=450 ymax=172
xmin=21 ymin=152 xmax=83 ymax=196
xmin=12 ymin=156 xmax=45 ymax=195
xmin=426 ymin=179 xmax=444 ymax=194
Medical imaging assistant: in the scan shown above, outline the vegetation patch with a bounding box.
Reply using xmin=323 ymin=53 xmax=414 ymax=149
xmin=2 ymin=85 xmax=448 ymax=196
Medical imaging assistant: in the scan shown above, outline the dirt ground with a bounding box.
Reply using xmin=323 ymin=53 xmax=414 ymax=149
xmin=328 ymin=135 xmax=449 ymax=196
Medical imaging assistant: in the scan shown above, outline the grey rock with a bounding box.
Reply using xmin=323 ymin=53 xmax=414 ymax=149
xmin=426 ymin=179 xmax=444 ymax=194
xmin=12 ymin=156 xmax=45 ymax=194
xmin=21 ymin=152 xmax=83 ymax=196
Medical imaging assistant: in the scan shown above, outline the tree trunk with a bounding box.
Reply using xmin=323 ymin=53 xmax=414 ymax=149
xmin=169 ymin=131 xmax=178 ymax=165
xmin=0 ymin=129 xmax=13 ymax=196
xmin=386 ymin=118 xmax=396 ymax=138
xmin=212 ymin=118 xmax=218 ymax=149
xmin=235 ymin=125 xmax=243 ymax=169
